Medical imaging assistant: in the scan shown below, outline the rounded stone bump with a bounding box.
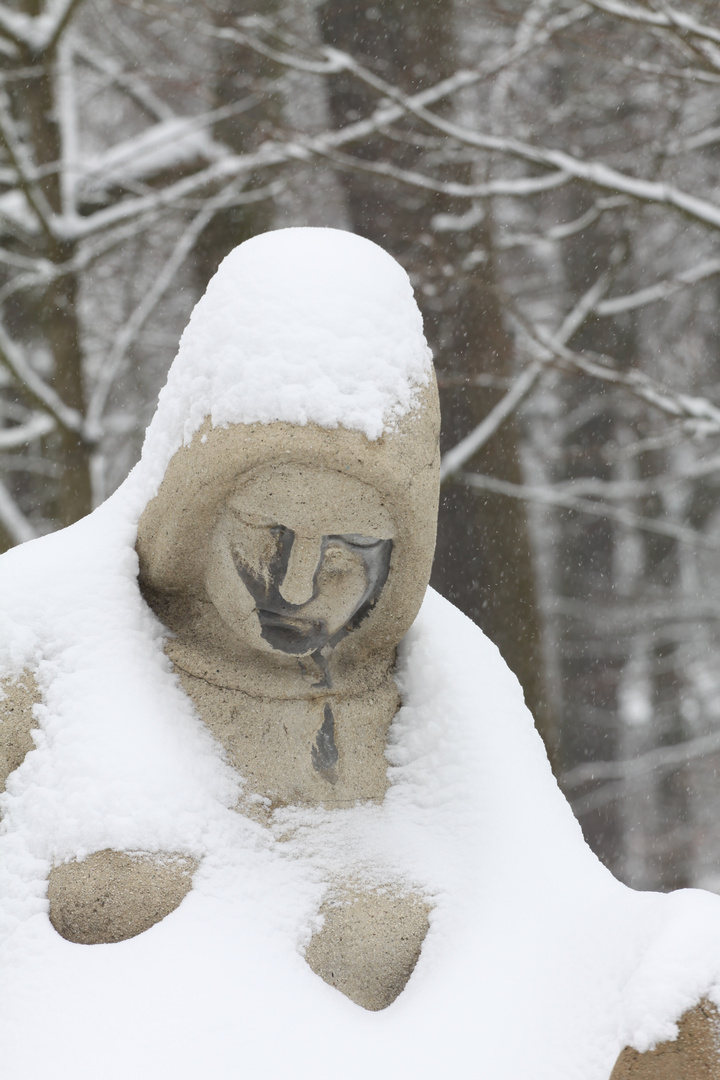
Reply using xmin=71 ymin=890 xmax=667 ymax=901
xmin=48 ymin=850 xmax=197 ymax=945
xmin=304 ymin=886 xmax=431 ymax=1012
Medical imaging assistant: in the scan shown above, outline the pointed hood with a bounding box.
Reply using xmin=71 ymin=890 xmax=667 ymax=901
xmin=136 ymin=228 xmax=441 ymax=669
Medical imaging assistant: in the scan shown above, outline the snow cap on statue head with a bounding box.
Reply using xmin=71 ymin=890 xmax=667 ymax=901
xmin=136 ymin=227 xmax=441 ymax=656
xmin=140 ymin=227 xmax=434 ymax=475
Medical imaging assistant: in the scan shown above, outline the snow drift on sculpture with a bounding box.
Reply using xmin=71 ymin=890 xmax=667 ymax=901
xmin=140 ymin=227 xmax=433 ymax=492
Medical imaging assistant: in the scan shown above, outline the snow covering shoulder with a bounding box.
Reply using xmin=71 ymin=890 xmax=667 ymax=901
xmin=142 ymin=227 xmax=432 ymax=484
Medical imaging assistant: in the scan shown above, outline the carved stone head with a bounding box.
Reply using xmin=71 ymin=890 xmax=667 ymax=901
xmin=136 ymin=228 xmax=440 ymax=699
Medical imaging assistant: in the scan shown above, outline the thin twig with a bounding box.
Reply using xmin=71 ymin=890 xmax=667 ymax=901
xmin=0 ymin=318 xmax=83 ymax=434
xmin=507 ymin=297 xmax=720 ymax=433
xmin=440 ymin=362 xmax=544 ymax=482
xmin=86 ymin=177 xmax=280 ymax=432
xmin=0 ymin=412 xmax=54 ymax=448
xmin=460 ymin=471 xmax=720 ymax=551
xmin=0 ymin=88 xmax=56 ymax=242
xmin=0 ymin=477 xmax=36 ymax=543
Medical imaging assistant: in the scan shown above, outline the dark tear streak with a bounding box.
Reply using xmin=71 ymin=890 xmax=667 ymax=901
xmin=312 ymin=703 xmax=338 ymax=784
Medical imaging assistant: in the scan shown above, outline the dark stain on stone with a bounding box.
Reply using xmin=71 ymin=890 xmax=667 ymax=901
xmin=312 ymin=703 xmax=339 ymax=783
xmin=232 ymin=522 xmax=392 ymax=657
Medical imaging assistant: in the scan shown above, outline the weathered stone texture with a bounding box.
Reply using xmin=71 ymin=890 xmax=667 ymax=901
xmin=304 ymin=886 xmax=431 ymax=1011
xmin=0 ymin=669 xmax=39 ymax=793
xmin=610 ymin=999 xmax=720 ymax=1079
xmin=48 ymin=850 xmax=196 ymax=945
xmin=176 ymin=667 xmax=399 ymax=817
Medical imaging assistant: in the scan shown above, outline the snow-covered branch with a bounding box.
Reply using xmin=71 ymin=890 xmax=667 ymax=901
xmin=56 ymin=62 xmax=502 ymax=240
xmin=0 ymin=320 xmax=83 ymax=435
xmin=441 ymin=258 xmax=623 ymax=483
xmin=564 ymin=727 xmax=720 ymax=791
xmin=0 ymin=5 xmax=31 ymax=51
xmin=534 ymin=453 xmax=720 ymax=500
xmin=595 ymin=258 xmax=720 ymax=315
xmin=440 ymin=362 xmax=545 ymax=482
xmin=39 ymin=0 xmax=86 ymax=58
xmin=0 ymin=412 xmax=54 ymax=448
xmin=214 ymin=0 xmax=592 ymax=93
xmin=555 ymin=242 xmax=626 ymax=342
xmin=584 ymin=0 xmax=720 ymax=49
xmin=0 ymin=0 xmax=84 ymax=58
xmin=75 ymin=38 xmax=174 ymax=122
xmin=0 ymin=477 xmax=36 ymax=543
xmin=86 ymin=177 xmax=281 ymax=433
xmin=622 ymin=57 xmax=720 ymax=85
xmin=460 ymin=471 xmax=720 ymax=551
xmin=0 ymin=90 xmax=57 ymax=240
xmin=307 ymin=143 xmax=572 ymax=201
xmin=229 ymin=17 xmax=720 ymax=236
xmin=510 ymin=304 xmax=720 ymax=434
xmin=493 ymin=197 xmax=630 ymax=249
xmin=565 ymin=728 xmax=720 ymax=816
xmin=391 ymin=95 xmax=720 ymax=233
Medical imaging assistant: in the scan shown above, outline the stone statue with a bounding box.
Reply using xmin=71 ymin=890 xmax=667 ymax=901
xmin=133 ymin=351 xmax=440 ymax=1010
xmin=1 ymin=227 xmax=720 ymax=1078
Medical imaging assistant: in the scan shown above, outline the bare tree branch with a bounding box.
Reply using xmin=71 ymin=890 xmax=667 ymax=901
xmin=0 ymin=320 xmax=83 ymax=435
xmin=508 ymin=298 xmax=720 ymax=433
xmin=0 ymin=477 xmax=36 ymax=543
xmin=0 ymin=89 xmax=57 ymax=241
xmin=595 ymin=258 xmax=720 ymax=315
xmin=584 ymin=0 xmax=720 ymax=49
xmin=440 ymin=362 xmax=545 ymax=482
xmin=460 ymin=471 xmax=720 ymax=551
xmin=0 ymin=412 xmax=54 ymax=448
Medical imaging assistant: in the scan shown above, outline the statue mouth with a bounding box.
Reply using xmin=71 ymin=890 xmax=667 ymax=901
xmin=256 ymin=609 xmax=328 ymax=654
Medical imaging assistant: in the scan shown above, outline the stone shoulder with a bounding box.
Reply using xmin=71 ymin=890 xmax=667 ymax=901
xmin=610 ymin=999 xmax=720 ymax=1078
xmin=0 ymin=668 xmax=39 ymax=794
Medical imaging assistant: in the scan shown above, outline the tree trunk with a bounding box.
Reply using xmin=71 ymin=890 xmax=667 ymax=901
xmin=3 ymin=23 xmax=92 ymax=529
xmin=432 ymin=223 xmax=555 ymax=761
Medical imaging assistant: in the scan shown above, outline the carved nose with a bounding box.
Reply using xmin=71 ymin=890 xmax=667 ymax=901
xmin=279 ymin=535 xmax=321 ymax=606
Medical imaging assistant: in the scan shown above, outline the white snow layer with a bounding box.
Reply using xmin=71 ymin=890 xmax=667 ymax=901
xmin=140 ymin=227 xmax=432 ymax=493
xmin=1 ymin=227 xmax=720 ymax=1079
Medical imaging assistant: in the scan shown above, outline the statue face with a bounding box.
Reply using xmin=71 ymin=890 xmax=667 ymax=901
xmin=205 ymin=463 xmax=394 ymax=660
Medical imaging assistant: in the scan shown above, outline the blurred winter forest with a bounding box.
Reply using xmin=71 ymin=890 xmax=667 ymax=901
xmin=2 ymin=0 xmax=720 ymax=892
